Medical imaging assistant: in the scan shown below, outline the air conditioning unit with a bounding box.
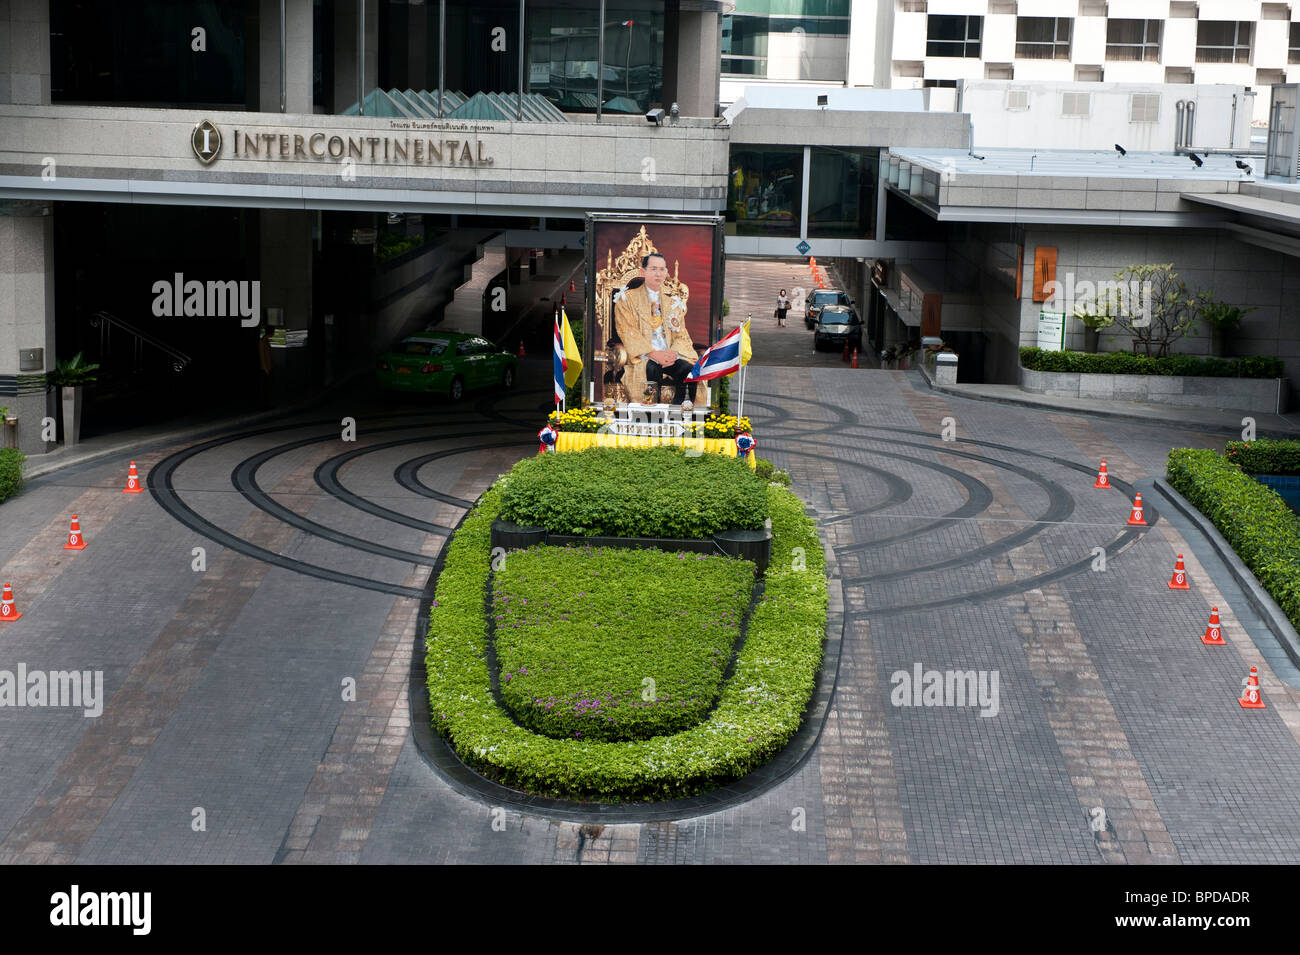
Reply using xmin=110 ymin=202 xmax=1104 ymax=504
xmin=1265 ymin=84 xmax=1300 ymax=183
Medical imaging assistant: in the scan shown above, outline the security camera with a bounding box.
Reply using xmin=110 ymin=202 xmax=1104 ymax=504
xmin=645 ymin=108 xmax=665 ymax=125
xmin=1114 ymin=144 xmax=1126 ymax=157
xmin=1235 ymin=160 xmax=1252 ymax=173
xmin=1188 ymin=152 xmax=1203 ymax=167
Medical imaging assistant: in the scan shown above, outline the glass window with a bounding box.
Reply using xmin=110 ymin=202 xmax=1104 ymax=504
xmin=377 ymin=0 xmax=442 ymax=97
xmin=1196 ymin=21 xmax=1252 ymax=64
xmin=808 ymin=147 xmax=878 ymax=239
xmin=926 ymin=15 xmax=982 ymax=58
xmin=401 ymin=340 xmax=450 ymax=355
xmin=1107 ymin=19 xmax=1162 ymax=62
xmin=51 ymin=0 xmax=250 ymax=108
xmin=1016 ymin=17 xmax=1072 ymax=60
xmin=1290 ymin=23 xmax=1300 ymax=64
xmin=727 ymin=147 xmax=803 ymax=237
xmin=722 ymin=2 xmax=851 ymax=82
xmin=445 ymin=0 xmax=521 ymax=95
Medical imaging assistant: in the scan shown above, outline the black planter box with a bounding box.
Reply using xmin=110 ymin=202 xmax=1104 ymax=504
xmin=491 ymin=519 xmax=772 ymax=573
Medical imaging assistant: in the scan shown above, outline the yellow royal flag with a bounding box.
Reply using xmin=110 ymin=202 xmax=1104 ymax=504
xmin=561 ymin=308 xmax=583 ymax=388
xmin=740 ymin=319 xmax=753 ymax=367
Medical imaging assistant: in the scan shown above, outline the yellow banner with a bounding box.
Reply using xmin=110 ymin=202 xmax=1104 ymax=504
xmin=555 ymin=431 xmax=757 ymax=468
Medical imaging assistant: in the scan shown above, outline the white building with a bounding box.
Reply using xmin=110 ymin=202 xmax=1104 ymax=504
xmin=723 ymin=0 xmax=1300 ymax=124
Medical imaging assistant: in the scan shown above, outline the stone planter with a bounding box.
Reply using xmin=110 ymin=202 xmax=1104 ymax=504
xmin=61 ymin=385 xmax=82 ymax=447
xmin=491 ymin=519 xmax=773 ymax=573
xmin=1019 ymin=364 xmax=1288 ymax=414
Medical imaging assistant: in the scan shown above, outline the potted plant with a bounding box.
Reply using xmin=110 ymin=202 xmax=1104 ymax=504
xmin=47 ymin=352 xmax=99 ymax=448
xmin=1073 ymin=300 xmax=1115 ymax=354
xmin=1200 ymin=300 xmax=1253 ymax=358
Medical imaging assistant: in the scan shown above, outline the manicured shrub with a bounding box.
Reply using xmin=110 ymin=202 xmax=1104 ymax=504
xmin=755 ymin=456 xmax=791 ymax=486
xmin=498 ymin=446 xmax=768 ymax=539
xmin=0 ymin=447 xmax=25 ymax=504
xmin=424 ymin=482 xmax=826 ymax=801
xmin=494 ymin=545 xmax=755 ymax=742
xmin=1224 ymin=439 xmax=1300 ymax=476
xmin=1167 ymin=448 xmax=1300 ymax=631
xmin=1020 ymin=348 xmax=1283 ymax=379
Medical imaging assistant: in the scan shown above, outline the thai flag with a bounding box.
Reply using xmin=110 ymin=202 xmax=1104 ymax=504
xmin=685 ymin=325 xmax=743 ymax=382
xmin=553 ymin=312 xmax=566 ymax=405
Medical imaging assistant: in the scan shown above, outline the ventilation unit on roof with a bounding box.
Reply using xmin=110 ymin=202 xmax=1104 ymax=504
xmin=1265 ymin=84 xmax=1300 ymax=183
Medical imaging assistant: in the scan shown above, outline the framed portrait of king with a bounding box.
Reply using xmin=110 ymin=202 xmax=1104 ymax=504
xmin=584 ymin=213 xmax=725 ymax=408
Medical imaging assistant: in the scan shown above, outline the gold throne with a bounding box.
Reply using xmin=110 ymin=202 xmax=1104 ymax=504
xmin=595 ymin=225 xmax=690 ymax=404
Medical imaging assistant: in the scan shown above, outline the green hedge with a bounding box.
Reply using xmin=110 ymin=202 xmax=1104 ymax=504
xmin=0 ymin=448 xmax=25 ymax=504
xmin=498 ymin=446 xmax=768 ymax=539
xmin=424 ymin=482 xmax=827 ymax=801
xmin=1223 ymin=439 xmax=1300 ymax=476
xmin=494 ymin=545 xmax=755 ymax=742
xmin=1021 ymin=348 xmax=1283 ymax=379
xmin=1167 ymin=447 xmax=1300 ymax=631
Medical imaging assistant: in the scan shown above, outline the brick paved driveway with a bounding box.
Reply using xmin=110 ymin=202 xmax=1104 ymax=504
xmin=2 ymin=363 xmax=1298 ymax=864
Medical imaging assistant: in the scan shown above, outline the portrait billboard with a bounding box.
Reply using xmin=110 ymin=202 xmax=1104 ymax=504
xmin=584 ymin=214 xmax=724 ymax=407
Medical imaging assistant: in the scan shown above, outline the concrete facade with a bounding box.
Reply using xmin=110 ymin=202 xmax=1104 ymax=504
xmin=0 ymin=202 xmax=55 ymax=454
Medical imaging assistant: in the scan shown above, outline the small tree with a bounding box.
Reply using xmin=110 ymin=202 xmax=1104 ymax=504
xmin=1106 ymin=264 xmax=1210 ymax=357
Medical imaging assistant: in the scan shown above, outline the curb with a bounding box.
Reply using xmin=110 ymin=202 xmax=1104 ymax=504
xmin=1152 ymin=477 xmax=1300 ymax=671
xmin=406 ymin=495 xmax=845 ymax=823
xmin=21 ymin=370 xmax=370 ymax=482
xmin=917 ymin=367 xmax=1300 ymax=439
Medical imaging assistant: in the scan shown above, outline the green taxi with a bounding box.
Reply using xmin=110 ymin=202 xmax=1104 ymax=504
xmin=376 ymin=332 xmax=517 ymax=400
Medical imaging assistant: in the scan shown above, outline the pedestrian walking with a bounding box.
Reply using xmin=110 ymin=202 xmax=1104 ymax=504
xmin=258 ymin=325 xmax=274 ymax=409
xmin=775 ymin=288 xmax=790 ymax=327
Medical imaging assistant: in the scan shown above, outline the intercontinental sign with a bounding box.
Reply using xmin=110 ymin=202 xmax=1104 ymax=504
xmin=191 ymin=119 xmax=494 ymax=167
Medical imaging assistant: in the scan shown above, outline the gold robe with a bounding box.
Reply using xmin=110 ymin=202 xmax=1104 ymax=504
xmin=613 ymin=284 xmax=698 ymax=400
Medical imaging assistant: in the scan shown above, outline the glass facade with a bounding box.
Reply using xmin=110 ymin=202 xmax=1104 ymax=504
xmin=808 ymin=147 xmax=876 ymax=239
xmin=51 ymin=0 xmax=252 ymax=108
xmin=727 ymin=147 xmax=802 ymax=237
xmin=722 ymin=0 xmax=850 ymax=82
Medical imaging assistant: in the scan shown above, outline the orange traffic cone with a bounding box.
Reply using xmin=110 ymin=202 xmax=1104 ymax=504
xmin=1168 ymin=554 xmax=1190 ymax=590
xmin=517 ymin=340 xmax=526 ymax=358
xmin=1238 ymin=666 xmax=1266 ymax=709
xmin=0 ymin=582 xmax=21 ymax=622
xmin=1093 ymin=459 xmax=1112 ymax=489
xmin=1202 ymin=606 xmax=1226 ymax=645
xmin=64 ymin=514 xmax=87 ymax=550
xmin=851 ymin=349 xmax=859 ymax=369
xmin=842 ymin=341 xmax=850 ymax=362
xmin=123 ymin=460 xmax=143 ymax=494
xmin=569 ymin=278 xmax=575 ymax=292
xmin=1126 ymin=494 xmax=1146 ymax=526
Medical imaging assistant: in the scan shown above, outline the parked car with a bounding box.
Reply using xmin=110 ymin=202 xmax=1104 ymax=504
xmin=805 ymin=288 xmax=853 ymax=329
xmin=376 ymin=332 xmax=516 ymax=399
xmin=813 ymin=305 xmax=864 ymax=352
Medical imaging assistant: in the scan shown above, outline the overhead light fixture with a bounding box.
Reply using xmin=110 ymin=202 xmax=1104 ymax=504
xmin=645 ymin=108 xmax=665 ymax=126
xmin=1114 ymin=144 xmax=1126 ymax=157
xmin=1188 ymin=152 xmax=1203 ymax=167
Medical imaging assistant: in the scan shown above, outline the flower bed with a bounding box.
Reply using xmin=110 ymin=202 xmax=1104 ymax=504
xmin=494 ymin=546 xmax=756 ymax=742
xmin=1020 ymin=348 xmax=1283 ymax=378
xmin=1224 ymin=439 xmax=1300 ymax=476
xmin=1167 ymin=447 xmax=1300 ymax=632
xmin=424 ymin=482 xmax=826 ymax=801
xmin=499 ymin=446 xmax=768 ymax=539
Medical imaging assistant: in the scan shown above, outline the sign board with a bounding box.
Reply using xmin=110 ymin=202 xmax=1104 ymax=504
xmin=1037 ymin=310 xmax=1066 ymax=352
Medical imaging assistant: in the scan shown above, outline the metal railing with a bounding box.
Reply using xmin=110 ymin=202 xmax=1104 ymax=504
xmin=90 ymin=310 xmax=192 ymax=375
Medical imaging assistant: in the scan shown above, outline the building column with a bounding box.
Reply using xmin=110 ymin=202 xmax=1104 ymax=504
xmin=0 ymin=203 xmax=56 ymax=454
xmin=259 ymin=210 xmax=313 ymax=400
xmin=666 ymin=2 xmax=721 ymax=118
xmin=259 ymin=0 xmax=315 ymax=113
xmin=335 ymin=0 xmax=380 ymax=113
xmin=1 ymin=0 xmax=52 ymax=105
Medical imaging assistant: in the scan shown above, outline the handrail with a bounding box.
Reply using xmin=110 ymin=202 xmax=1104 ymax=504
xmin=90 ymin=310 xmax=192 ymax=373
